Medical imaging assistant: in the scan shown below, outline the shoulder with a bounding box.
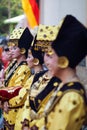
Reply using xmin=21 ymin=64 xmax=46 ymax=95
xmin=59 ymin=82 xmax=87 ymax=104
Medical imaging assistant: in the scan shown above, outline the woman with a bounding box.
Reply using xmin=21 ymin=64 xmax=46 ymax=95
xmin=18 ymin=24 xmax=62 ymax=130
xmin=12 ymin=42 xmax=45 ymax=130
xmin=1 ymin=46 xmax=12 ymax=69
xmin=4 ymin=27 xmax=33 ymax=87
xmin=0 ymin=46 xmax=14 ymax=130
xmin=30 ymin=15 xmax=87 ymax=130
xmin=7 ymin=25 xmax=61 ymax=130
xmin=3 ymin=27 xmax=33 ymax=130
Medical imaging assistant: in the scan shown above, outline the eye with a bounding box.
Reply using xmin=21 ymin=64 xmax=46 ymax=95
xmin=45 ymin=53 xmax=49 ymax=57
xmin=46 ymin=53 xmax=53 ymax=58
xmin=13 ymin=47 xmax=16 ymax=50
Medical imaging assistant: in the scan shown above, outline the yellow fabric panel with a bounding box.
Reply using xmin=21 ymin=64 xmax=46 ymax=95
xmin=14 ymin=75 xmax=53 ymax=130
xmin=7 ymin=64 xmax=30 ymax=87
xmin=9 ymin=75 xmax=34 ymax=107
xmin=47 ymin=91 xmax=86 ymax=130
xmin=21 ymin=0 xmax=38 ymax=28
xmin=14 ymin=96 xmax=31 ymax=130
xmin=3 ymin=64 xmax=31 ymax=127
xmin=3 ymin=108 xmax=19 ymax=125
xmin=29 ymin=91 xmax=86 ymax=130
xmin=29 ymin=90 xmax=55 ymax=129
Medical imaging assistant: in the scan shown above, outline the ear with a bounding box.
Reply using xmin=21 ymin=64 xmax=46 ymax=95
xmin=33 ymin=58 xmax=39 ymax=65
xmin=58 ymin=56 xmax=69 ymax=69
xmin=20 ymin=48 xmax=26 ymax=54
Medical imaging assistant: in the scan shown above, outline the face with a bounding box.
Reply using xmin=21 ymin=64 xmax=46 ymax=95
xmin=2 ymin=47 xmax=12 ymax=61
xmin=26 ymin=51 xmax=34 ymax=68
xmin=44 ymin=48 xmax=59 ymax=76
xmin=9 ymin=45 xmax=21 ymax=59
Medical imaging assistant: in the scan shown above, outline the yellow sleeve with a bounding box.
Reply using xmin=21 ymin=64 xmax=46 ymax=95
xmin=9 ymin=75 xmax=34 ymax=107
xmin=47 ymin=91 xmax=86 ymax=130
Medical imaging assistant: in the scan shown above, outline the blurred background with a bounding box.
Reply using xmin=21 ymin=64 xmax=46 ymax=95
xmin=1 ymin=0 xmax=87 ymax=35
xmin=0 ymin=0 xmax=87 ymax=84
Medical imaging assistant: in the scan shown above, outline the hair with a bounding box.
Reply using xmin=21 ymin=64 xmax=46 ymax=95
xmin=31 ymin=46 xmax=44 ymax=65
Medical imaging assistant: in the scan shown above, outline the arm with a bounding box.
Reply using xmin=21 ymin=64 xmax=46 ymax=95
xmin=9 ymin=75 xmax=34 ymax=108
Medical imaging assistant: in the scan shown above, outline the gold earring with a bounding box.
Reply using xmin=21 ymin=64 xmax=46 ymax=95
xmin=20 ymin=48 xmax=26 ymax=54
xmin=58 ymin=56 xmax=69 ymax=69
xmin=33 ymin=58 xmax=39 ymax=65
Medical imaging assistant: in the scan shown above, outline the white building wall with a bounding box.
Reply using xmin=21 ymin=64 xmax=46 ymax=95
xmin=40 ymin=0 xmax=87 ymax=26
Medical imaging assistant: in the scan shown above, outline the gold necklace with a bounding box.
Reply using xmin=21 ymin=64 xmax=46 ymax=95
xmin=31 ymin=73 xmax=51 ymax=90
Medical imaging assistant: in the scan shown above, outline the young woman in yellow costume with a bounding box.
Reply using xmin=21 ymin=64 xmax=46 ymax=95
xmin=3 ymin=27 xmax=33 ymax=130
xmin=4 ymin=24 xmax=61 ymax=130
xmin=13 ymin=40 xmax=45 ymax=130
xmin=19 ymin=24 xmax=63 ymax=130
xmin=5 ymin=27 xmax=33 ymax=87
xmin=29 ymin=15 xmax=87 ymax=130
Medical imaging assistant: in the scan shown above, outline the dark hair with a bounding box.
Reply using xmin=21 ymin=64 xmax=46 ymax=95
xmin=31 ymin=46 xmax=44 ymax=65
xmin=52 ymin=15 xmax=87 ymax=68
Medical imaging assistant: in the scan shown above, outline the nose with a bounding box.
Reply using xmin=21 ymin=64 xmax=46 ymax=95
xmin=9 ymin=51 xmax=12 ymax=55
xmin=44 ymin=58 xmax=50 ymax=67
xmin=26 ymin=58 xmax=28 ymax=62
xmin=44 ymin=54 xmax=49 ymax=64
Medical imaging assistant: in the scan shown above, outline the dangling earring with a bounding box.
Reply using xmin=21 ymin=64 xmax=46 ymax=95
xmin=58 ymin=56 xmax=69 ymax=69
xmin=20 ymin=48 xmax=26 ymax=54
xmin=33 ymin=58 xmax=39 ymax=65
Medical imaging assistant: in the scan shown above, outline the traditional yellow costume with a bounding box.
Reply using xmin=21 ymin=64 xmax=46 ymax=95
xmin=29 ymin=15 xmax=87 ymax=130
xmin=13 ymin=24 xmax=60 ymax=130
xmin=35 ymin=82 xmax=86 ymax=130
xmin=3 ymin=27 xmax=33 ymax=129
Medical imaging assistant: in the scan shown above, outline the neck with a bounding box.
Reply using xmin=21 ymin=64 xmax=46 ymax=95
xmin=33 ymin=64 xmax=43 ymax=74
xmin=55 ymin=67 xmax=79 ymax=84
xmin=17 ymin=55 xmax=26 ymax=65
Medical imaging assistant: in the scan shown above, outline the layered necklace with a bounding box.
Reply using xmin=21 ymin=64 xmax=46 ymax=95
xmin=30 ymin=72 xmax=52 ymax=97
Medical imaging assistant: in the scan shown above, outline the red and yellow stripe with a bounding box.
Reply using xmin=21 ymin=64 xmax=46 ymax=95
xmin=21 ymin=0 xmax=39 ymax=28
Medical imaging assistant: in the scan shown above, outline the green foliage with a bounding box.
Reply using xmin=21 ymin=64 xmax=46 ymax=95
xmin=0 ymin=0 xmax=23 ymax=36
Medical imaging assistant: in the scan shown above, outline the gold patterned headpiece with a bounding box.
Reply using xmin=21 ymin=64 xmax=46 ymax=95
xmin=10 ymin=28 xmax=25 ymax=40
xmin=8 ymin=28 xmax=25 ymax=47
xmin=34 ymin=20 xmax=64 ymax=52
xmin=8 ymin=27 xmax=33 ymax=54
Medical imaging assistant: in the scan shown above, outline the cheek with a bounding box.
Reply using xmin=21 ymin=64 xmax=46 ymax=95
xmin=15 ymin=49 xmax=20 ymax=54
xmin=27 ymin=58 xmax=34 ymax=67
xmin=13 ymin=50 xmax=21 ymax=57
xmin=13 ymin=53 xmax=19 ymax=57
xmin=26 ymin=58 xmax=31 ymax=64
xmin=44 ymin=55 xmax=49 ymax=64
xmin=50 ymin=60 xmax=58 ymax=70
xmin=44 ymin=55 xmax=46 ymax=61
xmin=2 ymin=53 xmax=8 ymax=59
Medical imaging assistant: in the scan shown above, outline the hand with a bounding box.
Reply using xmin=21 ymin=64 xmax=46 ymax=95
xmin=3 ymin=101 xmax=9 ymax=113
xmin=30 ymin=125 xmax=38 ymax=130
xmin=0 ymin=100 xmax=3 ymax=108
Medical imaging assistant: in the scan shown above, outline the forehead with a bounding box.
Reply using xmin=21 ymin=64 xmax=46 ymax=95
xmin=45 ymin=46 xmax=54 ymax=55
xmin=9 ymin=45 xmax=19 ymax=49
xmin=8 ymin=40 xmax=18 ymax=46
